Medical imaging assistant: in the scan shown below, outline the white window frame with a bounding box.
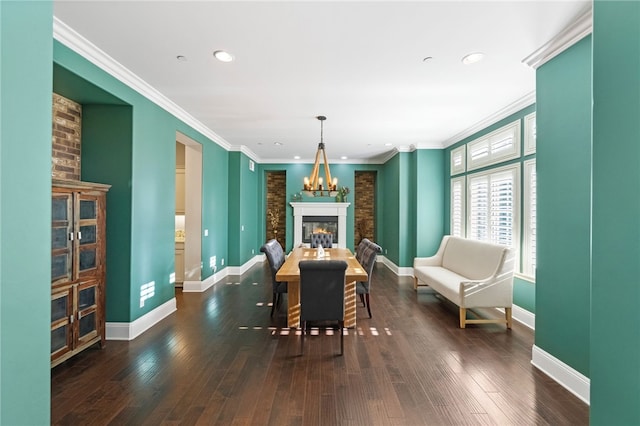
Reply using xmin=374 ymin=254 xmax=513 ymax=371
xmin=467 ymin=120 xmax=521 ymax=171
xmin=450 ymin=176 xmax=466 ymax=237
xmin=466 ymin=163 xmax=521 ymax=267
xmin=522 ymin=159 xmax=536 ymax=277
xmin=450 ymin=145 xmax=466 ymax=176
xmin=524 ymin=112 xmax=536 ymax=155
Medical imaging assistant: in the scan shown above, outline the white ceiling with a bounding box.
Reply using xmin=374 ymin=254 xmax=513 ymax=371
xmin=53 ymin=1 xmax=590 ymax=163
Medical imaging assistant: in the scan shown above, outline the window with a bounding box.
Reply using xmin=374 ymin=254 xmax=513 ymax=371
xmin=450 ymin=176 xmax=465 ymax=237
xmin=523 ymin=159 xmax=536 ymax=277
xmin=450 ymin=145 xmax=466 ymax=175
xmin=524 ymin=112 xmax=536 ymax=155
xmin=467 ymin=164 xmax=520 ymax=250
xmin=467 ymin=120 xmax=521 ymax=171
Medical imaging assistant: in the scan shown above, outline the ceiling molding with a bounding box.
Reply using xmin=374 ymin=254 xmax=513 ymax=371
xmin=228 ymin=145 xmax=261 ymax=164
xmin=53 ymin=17 xmax=233 ymax=152
xmin=522 ymin=7 xmax=592 ymax=69
xmin=441 ymin=91 xmax=536 ymax=148
xmin=415 ymin=142 xmax=445 ymax=150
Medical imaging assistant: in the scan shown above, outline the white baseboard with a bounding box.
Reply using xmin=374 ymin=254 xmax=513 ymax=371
xmin=512 ymin=304 xmax=535 ymax=329
xmin=531 ymin=345 xmax=590 ymax=405
xmin=182 ymin=267 xmax=227 ymax=292
xmin=379 ymin=255 xmax=413 ymax=276
xmin=182 ymin=255 xmax=265 ymax=292
xmin=226 ymin=254 xmax=264 ymax=276
xmin=106 ymin=297 xmax=177 ymax=341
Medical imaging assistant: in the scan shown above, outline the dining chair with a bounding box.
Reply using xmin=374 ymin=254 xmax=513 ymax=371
xmin=259 ymin=239 xmax=288 ymax=317
xmin=310 ymin=233 xmax=333 ymax=248
xmin=355 ymin=238 xmax=371 ymax=263
xmin=299 ymin=260 xmax=347 ymax=356
xmin=356 ymin=239 xmax=382 ymax=318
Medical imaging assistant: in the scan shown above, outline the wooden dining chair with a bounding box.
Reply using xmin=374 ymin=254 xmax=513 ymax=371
xmin=299 ymin=260 xmax=347 ymax=356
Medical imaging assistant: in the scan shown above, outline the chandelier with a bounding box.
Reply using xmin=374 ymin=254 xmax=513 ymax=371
xmin=302 ymin=116 xmax=338 ymax=197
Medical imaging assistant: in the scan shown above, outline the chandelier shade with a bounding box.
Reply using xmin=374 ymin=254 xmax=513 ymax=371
xmin=303 ymin=116 xmax=338 ymax=197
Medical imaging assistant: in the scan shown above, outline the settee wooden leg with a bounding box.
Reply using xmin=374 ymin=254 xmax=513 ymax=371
xmin=505 ymin=307 xmax=512 ymax=329
xmin=459 ymin=308 xmax=466 ymax=328
xmin=413 ymin=276 xmax=418 ymax=290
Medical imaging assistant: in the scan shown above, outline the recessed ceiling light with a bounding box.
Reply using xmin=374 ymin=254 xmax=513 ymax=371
xmin=340 ymin=156 xmax=348 ymax=160
xmin=176 ymin=55 xmax=187 ymax=61
xmin=462 ymin=52 xmax=485 ymax=65
xmin=385 ymin=143 xmax=393 ymax=147
xmin=294 ymin=155 xmax=301 ymax=160
xmin=273 ymin=142 xmax=283 ymax=146
xmin=213 ymin=50 xmax=234 ymax=62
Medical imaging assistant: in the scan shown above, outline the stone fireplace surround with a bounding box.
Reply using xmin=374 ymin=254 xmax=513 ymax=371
xmin=291 ymin=202 xmax=350 ymax=248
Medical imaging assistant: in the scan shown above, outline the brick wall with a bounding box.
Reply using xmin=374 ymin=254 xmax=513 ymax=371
xmin=52 ymin=93 xmax=82 ymax=180
xmin=266 ymin=171 xmax=287 ymax=247
xmin=354 ymin=171 xmax=376 ymax=245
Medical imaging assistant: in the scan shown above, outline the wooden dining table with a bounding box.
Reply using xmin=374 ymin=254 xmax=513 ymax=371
xmin=275 ymin=247 xmax=367 ymax=329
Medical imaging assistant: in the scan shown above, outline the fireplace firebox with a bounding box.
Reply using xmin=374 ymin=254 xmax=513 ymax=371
xmin=302 ymin=216 xmax=338 ymax=244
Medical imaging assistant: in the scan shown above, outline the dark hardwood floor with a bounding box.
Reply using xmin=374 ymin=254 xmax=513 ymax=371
xmin=51 ymin=261 xmax=589 ymax=425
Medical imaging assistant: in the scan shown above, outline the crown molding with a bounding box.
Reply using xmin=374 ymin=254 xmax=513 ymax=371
xmin=228 ymin=145 xmax=261 ymax=163
xmin=441 ymin=91 xmax=536 ymax=148
xmin=53 ymin=17 xmax=232 ymax=152
xmin=522 ymin=7 xmax=592 ymax=70
xmin=415 ymin=142 xmax=446 ymax=150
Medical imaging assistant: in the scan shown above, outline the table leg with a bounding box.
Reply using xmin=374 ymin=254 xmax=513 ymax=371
xmin=287 ymin=280 xmax=300 ymax=328
xmin=344 ymin=280 xmax=357 ymax=328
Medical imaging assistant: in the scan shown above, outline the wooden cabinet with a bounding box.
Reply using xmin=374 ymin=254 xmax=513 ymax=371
xmin=51 ymin=180 xmax=110 ymax=368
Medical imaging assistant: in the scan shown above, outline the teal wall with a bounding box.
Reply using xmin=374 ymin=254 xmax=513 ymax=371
xmin=443 ymin=104 xmax=537 ymax=313
xmin=0 ymin=2 xmax=53 ymax=424
xmin=82 ymin=105 xmax=134 ymax=321
xmin=228 ymin=152 xmax=260 ymax=265
xmin=591 ymin=1 xmax=640 ymax=423
xmin=381 ymin=154 xmax=402 ymax=264
xmin=536 ymin=36 xmax=592 ymax=377
xmin=202 ymin=141 xmax=229 ymax=277
xmin=414 ymin=149 xmax=445 ymax=257
xmin=53 ymin=42 xmax=230 ymax=322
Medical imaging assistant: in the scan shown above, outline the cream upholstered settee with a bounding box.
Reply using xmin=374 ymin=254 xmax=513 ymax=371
xmin=413 ymin=236 xmax=516 ymax=329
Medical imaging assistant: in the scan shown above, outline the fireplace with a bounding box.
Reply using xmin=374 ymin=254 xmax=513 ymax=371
xmin=302 ymin=215 xmax=338 ymax=244
xmin=291 ymin=202 xmax=350 ymax=248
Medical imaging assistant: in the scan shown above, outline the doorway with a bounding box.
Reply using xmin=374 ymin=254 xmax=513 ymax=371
xmin=175 ymin=132 xmax=202 ymax=288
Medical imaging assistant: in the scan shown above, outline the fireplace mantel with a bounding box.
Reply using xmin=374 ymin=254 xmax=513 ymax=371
xmin=291 ymin=202 xmax=350 ymax=248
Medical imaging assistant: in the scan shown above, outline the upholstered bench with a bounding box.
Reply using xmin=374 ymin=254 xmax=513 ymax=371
xmin=413 ymin=236 xmax=515 ymax=329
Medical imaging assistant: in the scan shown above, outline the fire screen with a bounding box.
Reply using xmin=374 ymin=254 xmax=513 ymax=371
xmin=302 ymin=216 xmax=338 ymax=244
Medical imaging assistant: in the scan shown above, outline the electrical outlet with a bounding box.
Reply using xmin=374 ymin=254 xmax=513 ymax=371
xmin=241 ymin=225 xmax=244 ymax=231
xmin=385 ymin=248 xmax=388 ymax=254
xmin=210 ymin=256 xmax=216 ymax=268
xmin=252 ymin=249 xmax=255 ymax=254
xmin=221 ymin=258 xmax=224 ymax=266
xmin=204 ymin=229 xmax=208 ymax=236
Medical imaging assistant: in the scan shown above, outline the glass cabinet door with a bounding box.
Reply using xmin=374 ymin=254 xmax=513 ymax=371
xmin=76 ymin=280 xmax=99 ymax=344
xmin=51 ymin=288 xmax=73 ymax=361
xmin=77 ymin=195 xmax=99 ymax=277
xmin=51 ymin=194 xmax=73 ymax=285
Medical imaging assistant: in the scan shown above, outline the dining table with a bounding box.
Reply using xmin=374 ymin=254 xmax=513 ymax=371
xmin=275 ymin=246 xmax=367 ymax=329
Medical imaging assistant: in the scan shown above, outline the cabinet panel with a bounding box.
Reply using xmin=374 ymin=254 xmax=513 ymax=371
xmin=76 ymin=280 xmax=99 ymax=345
xmin=51 ymin=194 xmax=73 ymax=285
xmin=51 ymin=288 xmax=73 ymax=362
